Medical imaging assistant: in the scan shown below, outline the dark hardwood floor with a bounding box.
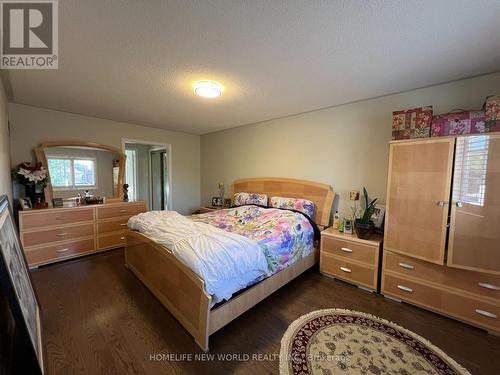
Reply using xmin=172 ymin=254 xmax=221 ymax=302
xmin=31 ymin=249 xmax=500 ymax=375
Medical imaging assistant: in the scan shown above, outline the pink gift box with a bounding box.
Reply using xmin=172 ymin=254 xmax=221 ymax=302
xmin=392 ymin=106 xmax=432 ymax=140
xmin=431 ymin=110 xmax=486 ymax=137
xmin=485 ymin=95 xmax=500 ymax=132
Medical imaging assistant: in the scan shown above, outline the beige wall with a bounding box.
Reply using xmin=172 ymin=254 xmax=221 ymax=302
xmin=201 ymin=72 xmax=500 ymax=220
xmin=9 ymin=104 xmax=200 ymax=214
xmin=0 ymin=80 xmax=11 ymax=204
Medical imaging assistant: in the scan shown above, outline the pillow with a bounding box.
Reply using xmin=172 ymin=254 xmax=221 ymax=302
xmin=270 ymin=196 xmax=315 ymax=218
xmin=233 ymin=192 xmax=268 ymax=206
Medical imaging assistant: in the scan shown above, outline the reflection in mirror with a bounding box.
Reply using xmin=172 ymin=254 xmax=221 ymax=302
xmin=45 ymin=146 xmax=121 ymax=199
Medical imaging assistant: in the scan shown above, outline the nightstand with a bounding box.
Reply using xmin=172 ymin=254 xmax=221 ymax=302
xmin=320 ymin=227 xmax=383 ymax=292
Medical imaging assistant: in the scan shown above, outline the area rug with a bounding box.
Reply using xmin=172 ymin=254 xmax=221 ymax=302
xmin=279 ymin=309 xmax=470 ymax=375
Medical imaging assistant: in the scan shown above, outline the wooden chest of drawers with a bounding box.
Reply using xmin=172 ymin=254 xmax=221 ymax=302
xmin=382 ymin=250 xmax=500 ymax=333
xmin=19 ymin=200 xmax=147 ymax=267
xmin=320 ymin=227 xmax=383 ymax=291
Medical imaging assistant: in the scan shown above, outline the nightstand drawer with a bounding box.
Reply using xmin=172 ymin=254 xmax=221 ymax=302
xmin=320 ymin=253 xmax=376 ymax=290
xmin=321 ymin=236 xmax=377 ymax=265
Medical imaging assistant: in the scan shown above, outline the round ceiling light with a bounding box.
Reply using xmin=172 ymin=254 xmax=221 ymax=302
xmin=194 ymin=80 xmax=223 ymax=98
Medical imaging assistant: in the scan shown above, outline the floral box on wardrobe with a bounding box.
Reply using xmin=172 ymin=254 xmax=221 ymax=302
xmin=431 ymin=110 xmax=486 ymax=137
xmin=392 ymin=106 xmax=432 ymax=140
xmin=485 ymin=95 xmax=500 ymax=132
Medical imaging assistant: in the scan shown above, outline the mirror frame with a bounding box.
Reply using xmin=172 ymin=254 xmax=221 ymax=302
xmin=34 ymin=141 xmax=126 ymax=203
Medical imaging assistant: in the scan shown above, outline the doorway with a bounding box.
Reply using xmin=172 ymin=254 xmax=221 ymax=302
xmin=121 ymin=139 xmax=171 ymax=211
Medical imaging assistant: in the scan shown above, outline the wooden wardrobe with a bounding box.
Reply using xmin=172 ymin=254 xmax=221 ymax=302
xmin=382 ymin=134 xmax=500 ymax=334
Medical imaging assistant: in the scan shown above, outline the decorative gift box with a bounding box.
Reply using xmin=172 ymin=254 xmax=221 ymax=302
xmin=485 ymin=95 xmax=500 ymax=132
xmin=431 ymin=110 xmax=486 ymax=137
xmin=392 ymin=106 xmax=432 ymax=140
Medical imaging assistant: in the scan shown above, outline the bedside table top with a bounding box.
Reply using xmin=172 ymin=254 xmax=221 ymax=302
xmin=321 ymin=227 xmax=383 ymax=246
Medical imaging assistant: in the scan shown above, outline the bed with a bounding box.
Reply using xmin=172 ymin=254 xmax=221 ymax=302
xmin=125 ymin=177 xmax=335 ymax=351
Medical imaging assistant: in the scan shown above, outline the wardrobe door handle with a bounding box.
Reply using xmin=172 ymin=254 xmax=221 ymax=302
xmin=475 ymin=309 xmax=498 ymax=319
xmin=56 ymin=248 xmax=70 ymax=253
xmin=340 ymin=267 xmax=351 ymax=273
xmin=341 ymin=247 xmax=353 ymax=253
xmin=397 ymin=285 xmax=413 ymax=293
xmin=398 ymin=262 xmax=415 ymax=270
xmin=436 ymin=201 xmax=449 ymax=207
xmin=478 ymin=282 xmax=500 ymax=291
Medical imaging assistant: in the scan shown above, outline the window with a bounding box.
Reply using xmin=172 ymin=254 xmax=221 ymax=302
xmin=125 ymin=149 xmax=137 ymax=201
xmin=47 ymin=157 xmax=97 ymax=189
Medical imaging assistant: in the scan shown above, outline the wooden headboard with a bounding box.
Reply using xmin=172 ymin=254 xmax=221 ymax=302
xmin=232 ymin=177 xmax=335 ymax=227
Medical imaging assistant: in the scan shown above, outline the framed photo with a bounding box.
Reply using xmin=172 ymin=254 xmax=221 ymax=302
xmin=18 ymin=198 xmax=32 ymax=210
xmin=211 ymin=196 xmax=222 ymax=207
xmin=0 ymin=195 xmax=44 ymax=374
xmin=371 ymin=204 xmax=386 ymax=228
xmin=223 ymin=198 xmax=232 ymax=208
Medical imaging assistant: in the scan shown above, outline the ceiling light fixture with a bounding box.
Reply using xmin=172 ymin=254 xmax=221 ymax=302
xmin=194 ymin=80 xmax=223 ymax=98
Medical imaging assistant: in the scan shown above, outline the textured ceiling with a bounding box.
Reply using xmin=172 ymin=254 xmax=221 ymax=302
xmin=7 ymin=0 xmax=500 ymax=135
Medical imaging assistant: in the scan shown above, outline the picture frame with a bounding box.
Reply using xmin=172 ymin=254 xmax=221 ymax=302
xmin=0 ymin=195 xmax=44 ymax=374
xmin=371 ymin=204 xmax=386 ymax=228
xmin=211 ymin=196 xmax=222 ymax=207
xmin=18 ymin=198 xmax=32 ymax=210
xmin=223 ymin=198 xmax=232 ymax=208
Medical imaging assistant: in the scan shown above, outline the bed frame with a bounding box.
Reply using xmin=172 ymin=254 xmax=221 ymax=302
xmin=125 ymin=177 xmax=335 ymax=351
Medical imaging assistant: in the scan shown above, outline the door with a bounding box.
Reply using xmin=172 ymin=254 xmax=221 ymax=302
xmin=150 ymin=150 xmax=167 ymax=210
xmin=448 ymin=134 xmax=500 ymax=275
xmin=384 ymin=138 xmax=455 ymax=264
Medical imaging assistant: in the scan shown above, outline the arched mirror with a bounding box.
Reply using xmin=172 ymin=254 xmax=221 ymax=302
xmin=34 ymin=142 xmax=126 ymax=203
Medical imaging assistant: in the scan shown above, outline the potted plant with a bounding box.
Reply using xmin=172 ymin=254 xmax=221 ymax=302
xmin=13 ymin=162 xmax=48 ymax=207
xmin=355 ymin=187 xmax=377 ymax=239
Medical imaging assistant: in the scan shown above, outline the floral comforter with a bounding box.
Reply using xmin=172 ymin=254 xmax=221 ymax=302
xmin=192 ymin=205 xmax=315 ymax=274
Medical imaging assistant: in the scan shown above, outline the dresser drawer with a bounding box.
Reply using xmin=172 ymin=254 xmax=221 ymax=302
xmin=25 ymin=238 xmax=95 ymax=266
xmin=97 ymin=231 xmax=127 ymax=249
xmin=384 ymin=251 xmax=500 ymax=301
xmin=97 ymin=217 xmax=130 ymax=234
xmin=22 ymin=223 xmax=94 ymax=248
xmin=97 ymin=203 xmax=147 ymax=220
xmin=321 ymin=236 xmax=377 ymax=265
xmin=382 ymin=274 xmax=500 ymax=332
xmin=21 ymin=208 xmax=94 ymax=230
xmin=321 ymin=253 xmax=376 ymax=289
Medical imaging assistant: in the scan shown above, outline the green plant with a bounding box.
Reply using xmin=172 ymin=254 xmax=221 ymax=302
xmin=359 ymin=187 xmax=377 ymax=224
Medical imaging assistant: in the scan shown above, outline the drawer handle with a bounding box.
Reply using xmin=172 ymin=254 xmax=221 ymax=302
xmin=340 ymin=247 xmax=353 ymax=253
xmin=55 ymin=216 xmax=65 ymax=220
xmin=398 ymin=262 xmax=415 ymax=270
xmin=478 ymin=282 xmax=500 ymax=291
xmin=475 ymin=309 xmax=498 ymax=319
xmin=57 ymin=233 xmax=68 ymax=237
xmin=436 ymin=201 xmax=448 ymax=207
xmin=120 ymin=223 xmax=128 ymax=227
xmin=397 ymin=285 xmax=413 ymax=293
xmin=56 ymin=248 xmax=70 ymax=253
xmin=340 ymin=267 xmax=351 ymax=273
xmin=120 ymin=236 xmax=125 ymax=240
xmin=120 ymin=209 xmax=127 ymax=213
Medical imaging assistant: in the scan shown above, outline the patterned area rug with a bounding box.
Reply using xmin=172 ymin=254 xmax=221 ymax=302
xmin=280 ymin=309 xmax=470 ymax=375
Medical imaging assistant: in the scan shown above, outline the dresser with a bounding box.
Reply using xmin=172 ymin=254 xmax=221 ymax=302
xmin=320 ymin=227 xmax=383 ymax=292
xmin=19 ymin=201 xmax=147 ymax=267
xmin=382 ymin=135 xmax=500 ymax=334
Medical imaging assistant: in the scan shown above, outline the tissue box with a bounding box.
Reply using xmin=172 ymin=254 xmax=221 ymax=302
xmin=431 ymin=110 xmax=486 ymax=137
xmin=392 ymin=106 xmax=432 ymax=140
xmin=485 ymin=95 xmax=500 ymax=132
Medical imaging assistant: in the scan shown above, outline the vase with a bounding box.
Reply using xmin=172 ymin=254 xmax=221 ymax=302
xmin=24 ymin=183 xmax=36 ymax=206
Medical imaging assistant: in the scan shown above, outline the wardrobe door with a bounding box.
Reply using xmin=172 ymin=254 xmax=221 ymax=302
xmin=384 ymin=139 xmax=454 ymax=264
xmin=448 ymin=134 xmax=500 ymax=275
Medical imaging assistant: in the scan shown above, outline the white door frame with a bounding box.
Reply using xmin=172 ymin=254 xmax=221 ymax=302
xmin=121 ymin=138 xmax=173 ymax=211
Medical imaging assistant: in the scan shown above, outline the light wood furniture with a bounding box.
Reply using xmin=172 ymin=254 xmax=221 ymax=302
xmin=382 ymin=134 xmax=500 ymax=334
xmin=125 ymin=177 xmax=335 ymax=351
xmin=34 ymin=141 xmax=126 ymax=203
xmin=320 ymin=227 xmax=382 ymax=291
xmin=19 ymin=201 xmax=147 ymax=267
